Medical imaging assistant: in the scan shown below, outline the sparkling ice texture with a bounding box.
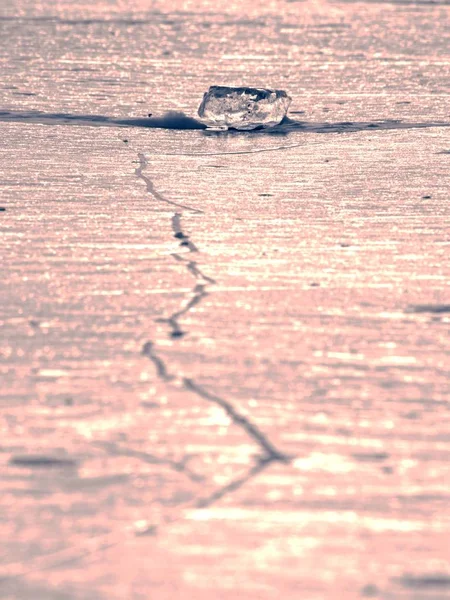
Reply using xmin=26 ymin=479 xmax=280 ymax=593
xmin=198 ymin=86 xmax=292 ymax=130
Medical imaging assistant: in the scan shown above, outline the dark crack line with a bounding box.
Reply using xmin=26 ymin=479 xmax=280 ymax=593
xmin=137 ymin=154 xmax=287 ymax=465
xmin=141 ymin=346 xmax=289 ymax=464
xmin=171 ymin=212 xmax=199 ymax=252
xmin=183 ymin=378 xmax=290 ymax=463
xmin=141 ymin=341 xmax=174 ymax=381
xmin=158 ymin=210 xmax=216 ymax=338
xmin=186 ymin=261 xmax=215 ymax=283
xmin=93 ymin=440 xmax=204 ymax=483
xmin=135 ymin=153 xmax=203 ymax=214
xmin=136 ymin=157 xmax=213 ymax=339
xmin=172 ymin=252 xmax=217 ymax=285
xmin=142 ymin=341 xmax=288 ymax=465
xmin=156 ymin=316 xmax=185 ymax=338
xmin=157 ymin=283 xmax=208 ymax=338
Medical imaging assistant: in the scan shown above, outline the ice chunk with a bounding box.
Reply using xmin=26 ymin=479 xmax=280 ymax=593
xmin=198 ymin=86 xmax=292 ymax=131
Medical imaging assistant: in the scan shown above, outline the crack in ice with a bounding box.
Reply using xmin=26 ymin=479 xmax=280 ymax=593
xmin=135 ymin=153 xmax=203 ymax=214
xmin=0 ymin=147 xmax=291 ymax=583
xmin=136 ymin=151 xmax=288 ymax=466
xmin=183 ymin=378 xmax=289 ymax=464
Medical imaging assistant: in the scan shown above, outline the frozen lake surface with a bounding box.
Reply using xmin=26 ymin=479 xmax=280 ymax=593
xmin=1 ymin=0 xmax=450 ymax=598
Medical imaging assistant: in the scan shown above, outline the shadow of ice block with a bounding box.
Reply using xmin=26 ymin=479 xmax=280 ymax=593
xmin=197 ymin=86 xmax=292 ymax=131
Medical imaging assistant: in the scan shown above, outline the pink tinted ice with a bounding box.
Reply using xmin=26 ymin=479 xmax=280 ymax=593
xmin=198 ymin=86 xmax=292 ymax=131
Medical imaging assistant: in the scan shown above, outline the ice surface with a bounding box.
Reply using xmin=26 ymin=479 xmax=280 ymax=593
xmin=197 ymin=86 xmax=292 ymax=130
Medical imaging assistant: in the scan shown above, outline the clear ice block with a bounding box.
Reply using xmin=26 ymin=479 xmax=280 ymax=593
xmin=197 ymin=86 xmax=292 ymax=131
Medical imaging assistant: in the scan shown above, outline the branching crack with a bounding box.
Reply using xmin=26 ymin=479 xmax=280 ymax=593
xmin=0 ymin=132 xmax=292 ymax=585
xmin=137 ymin=152 xmax=288 ymax=473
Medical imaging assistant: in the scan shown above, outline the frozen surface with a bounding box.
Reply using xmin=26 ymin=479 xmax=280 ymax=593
xmin=198 ymin=86 xmax=291 ymax=130
xmin=1 ymin=0 xmax=450 ymax=599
